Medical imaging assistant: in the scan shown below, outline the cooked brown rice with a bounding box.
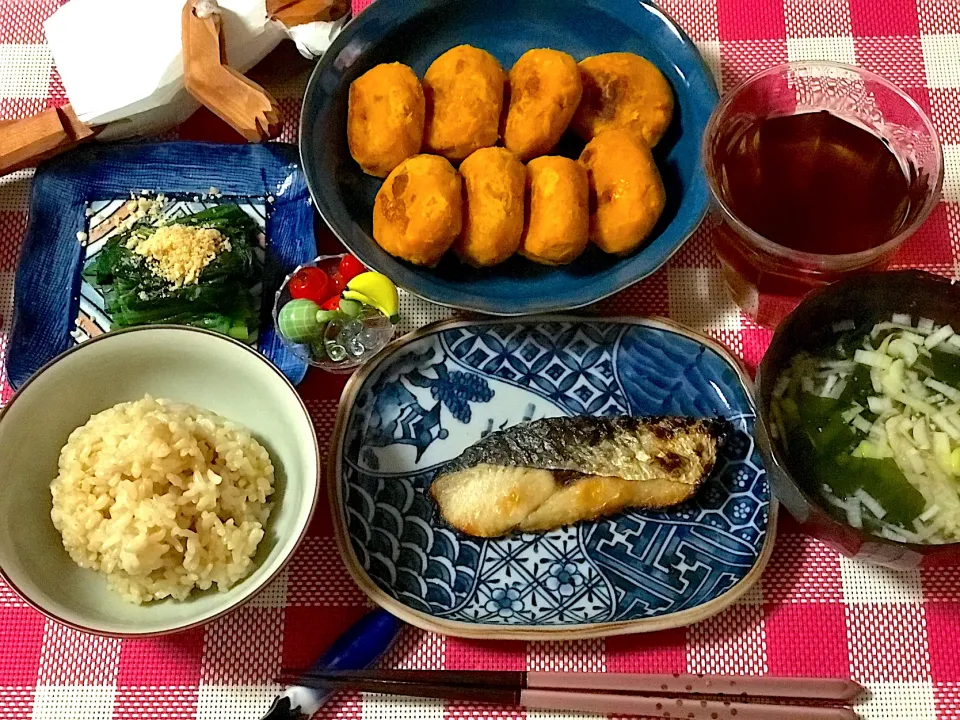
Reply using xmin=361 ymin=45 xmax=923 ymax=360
xmin=50 ymin=395 xmax=274 ymax=603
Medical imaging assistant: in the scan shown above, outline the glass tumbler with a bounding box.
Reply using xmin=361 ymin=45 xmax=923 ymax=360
xmin=702 ymin=61 xmax=943 ymax=327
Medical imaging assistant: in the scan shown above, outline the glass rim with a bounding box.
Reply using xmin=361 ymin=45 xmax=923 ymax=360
xmin=701 ymin=60 xmax=945 ymax=269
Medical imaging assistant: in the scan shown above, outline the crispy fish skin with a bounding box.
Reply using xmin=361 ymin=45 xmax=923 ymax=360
xmin=430 ymin=416 xmax=729 ymax=538
xmin=444 ymin=416 xmax=727 ymax=482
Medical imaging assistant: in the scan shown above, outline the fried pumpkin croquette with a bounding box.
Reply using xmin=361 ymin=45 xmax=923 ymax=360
xmin=572 ymin=52 xmax=674 ymax=147
xmin=455 ymin=148 xmax=526 ymax=267
xmin=579 ymin=129 xmax=666 ymax=256
xmin=503 ymin=49 xmax=583 ymax=161
xmin=348 ymin=63 xmax=425 ymax=177
xmin=423 ymin=45 xmax=506 ymax=162
xmin=373 ymin=154 xmax=462 ymax=266
xmin=519 ymin=156 xmax=590 ymax=265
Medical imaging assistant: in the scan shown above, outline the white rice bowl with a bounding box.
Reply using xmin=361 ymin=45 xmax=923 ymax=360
xmin=50 ymin=395 xmax=274 ymax=604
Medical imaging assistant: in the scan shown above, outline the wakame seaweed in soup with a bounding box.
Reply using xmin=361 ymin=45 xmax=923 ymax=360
xmin=772 ymin=314 xmax=960 ymax=544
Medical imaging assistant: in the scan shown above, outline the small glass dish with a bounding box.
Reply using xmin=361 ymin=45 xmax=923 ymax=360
xmin=272 ymin=254 xmax=396 ymax=373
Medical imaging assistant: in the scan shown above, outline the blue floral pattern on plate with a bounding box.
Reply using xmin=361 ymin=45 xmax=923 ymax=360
xmin=334 ymin=318 xmax=774 ymax=635
xmin=8 ymin=142 xmax=316 ymax=388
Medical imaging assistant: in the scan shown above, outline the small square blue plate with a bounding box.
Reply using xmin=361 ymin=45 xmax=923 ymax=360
xmin=8 ymin=142 xmax=316 ymax=388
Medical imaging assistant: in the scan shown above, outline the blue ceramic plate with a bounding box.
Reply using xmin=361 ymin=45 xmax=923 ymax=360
xmin=7 ymin=142 xmax=316 ymax=388
xmin=331 ymin=317 xmax=776 ymax=639
xmin=300 ymin=0 xmax=718 ymax=316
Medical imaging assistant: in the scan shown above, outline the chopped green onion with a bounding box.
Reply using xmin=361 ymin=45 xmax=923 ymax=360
xmin=867 ymin=396 xmax=893 ymax=414
xmin=912 ymin=419 xmax=931 ymax=451
xmin=872 ymin=321 xmax=924 ymax=338
xmin=933 ymin=413 xmax=960 ymax=441
xmin=852 ymin=415 xmax=874 ymax=433
xmin=894 ymin=391 xmax=938 ymax=417
xmin=855 ymin=349 xmax=893 ymax=369
xmin=925 ymin=324 xmax=955 ymax=349
xmin=846 ymin=498 xmax=863 ymax=529
xmin=841 ymin=403 xmax=864 ymax=423
xmin=888 ymin=338 xmax=919 ymax=366
xmin=924 ymin=378 xmax=960 ymax=403
xmin=855 ymin=489 xmax=887 ymax=519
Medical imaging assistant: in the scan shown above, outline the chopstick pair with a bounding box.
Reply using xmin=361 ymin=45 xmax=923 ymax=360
xmin=275 ymin=669 xmax=865 ymax=720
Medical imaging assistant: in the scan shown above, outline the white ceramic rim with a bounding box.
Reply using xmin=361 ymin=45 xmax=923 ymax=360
xmin=0 ymin=325 xmax=322 ymax=638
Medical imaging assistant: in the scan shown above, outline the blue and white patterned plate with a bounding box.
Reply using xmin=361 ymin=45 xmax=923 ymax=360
xmin=331 ymin=317 xmax=777 ymax=639
xmin=8 ymin=142 xmax=316 ymax=389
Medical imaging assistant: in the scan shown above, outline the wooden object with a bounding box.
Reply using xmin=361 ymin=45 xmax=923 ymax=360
xmin=281 ymin=669 xmax=864 ymax=702
xmin=267 ymin=0 xmax=348 ymax=27
xmin=0 ymin=104 xmax=97 ymax=177
xmin=275 ymin=669 xmax=864 ymax=720
xmin=181 ymin=0 xmax=282 ymax=142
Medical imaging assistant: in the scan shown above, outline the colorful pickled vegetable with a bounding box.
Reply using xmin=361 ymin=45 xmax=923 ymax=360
xmin=276 ymin=258 xmax=399 ymax=366
xmin=320 ymin=295 xmax=340 ymax=311
xmin=337 ymin=254 xmax=367 ymax=284
xmin=277 ymin=299 xmax=323 ymax=343
xmin=287 ymin=266 xmax=332 ymax=304
xmin=344 ymin=272 xmax=399 ymax=321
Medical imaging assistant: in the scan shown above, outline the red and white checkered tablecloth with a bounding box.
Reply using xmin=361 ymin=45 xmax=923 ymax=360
xmin=2 ymin=0 xmax=960 ymax=718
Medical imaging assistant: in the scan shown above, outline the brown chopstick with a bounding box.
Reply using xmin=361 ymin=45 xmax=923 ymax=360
xmin=276 ymin=673 xmax=520 ymax=704
xmin=275 ymin=669 xmax=864 ymax=720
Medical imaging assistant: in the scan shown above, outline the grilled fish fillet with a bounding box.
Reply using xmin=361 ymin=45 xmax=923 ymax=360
xmin=430 ymin=416 xmax=729 ymax=537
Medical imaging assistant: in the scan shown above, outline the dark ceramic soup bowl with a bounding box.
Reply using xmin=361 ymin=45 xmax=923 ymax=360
xmin=755 ymin=270 xmax=960 ymax=568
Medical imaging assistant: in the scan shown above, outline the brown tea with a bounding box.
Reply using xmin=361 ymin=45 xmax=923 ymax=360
xmin=712 ymin=111 xmax=911 ymax=255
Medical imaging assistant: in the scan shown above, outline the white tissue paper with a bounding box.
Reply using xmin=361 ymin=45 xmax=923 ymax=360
xmin=287 ymin=14 xmax=349 ymax=59
xmin=44 ymin=0 xmax=345 ymax=139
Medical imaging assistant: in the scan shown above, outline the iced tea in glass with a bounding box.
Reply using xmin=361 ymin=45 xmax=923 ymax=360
xmin=702 ymin=62 xmax=943 ymax=327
